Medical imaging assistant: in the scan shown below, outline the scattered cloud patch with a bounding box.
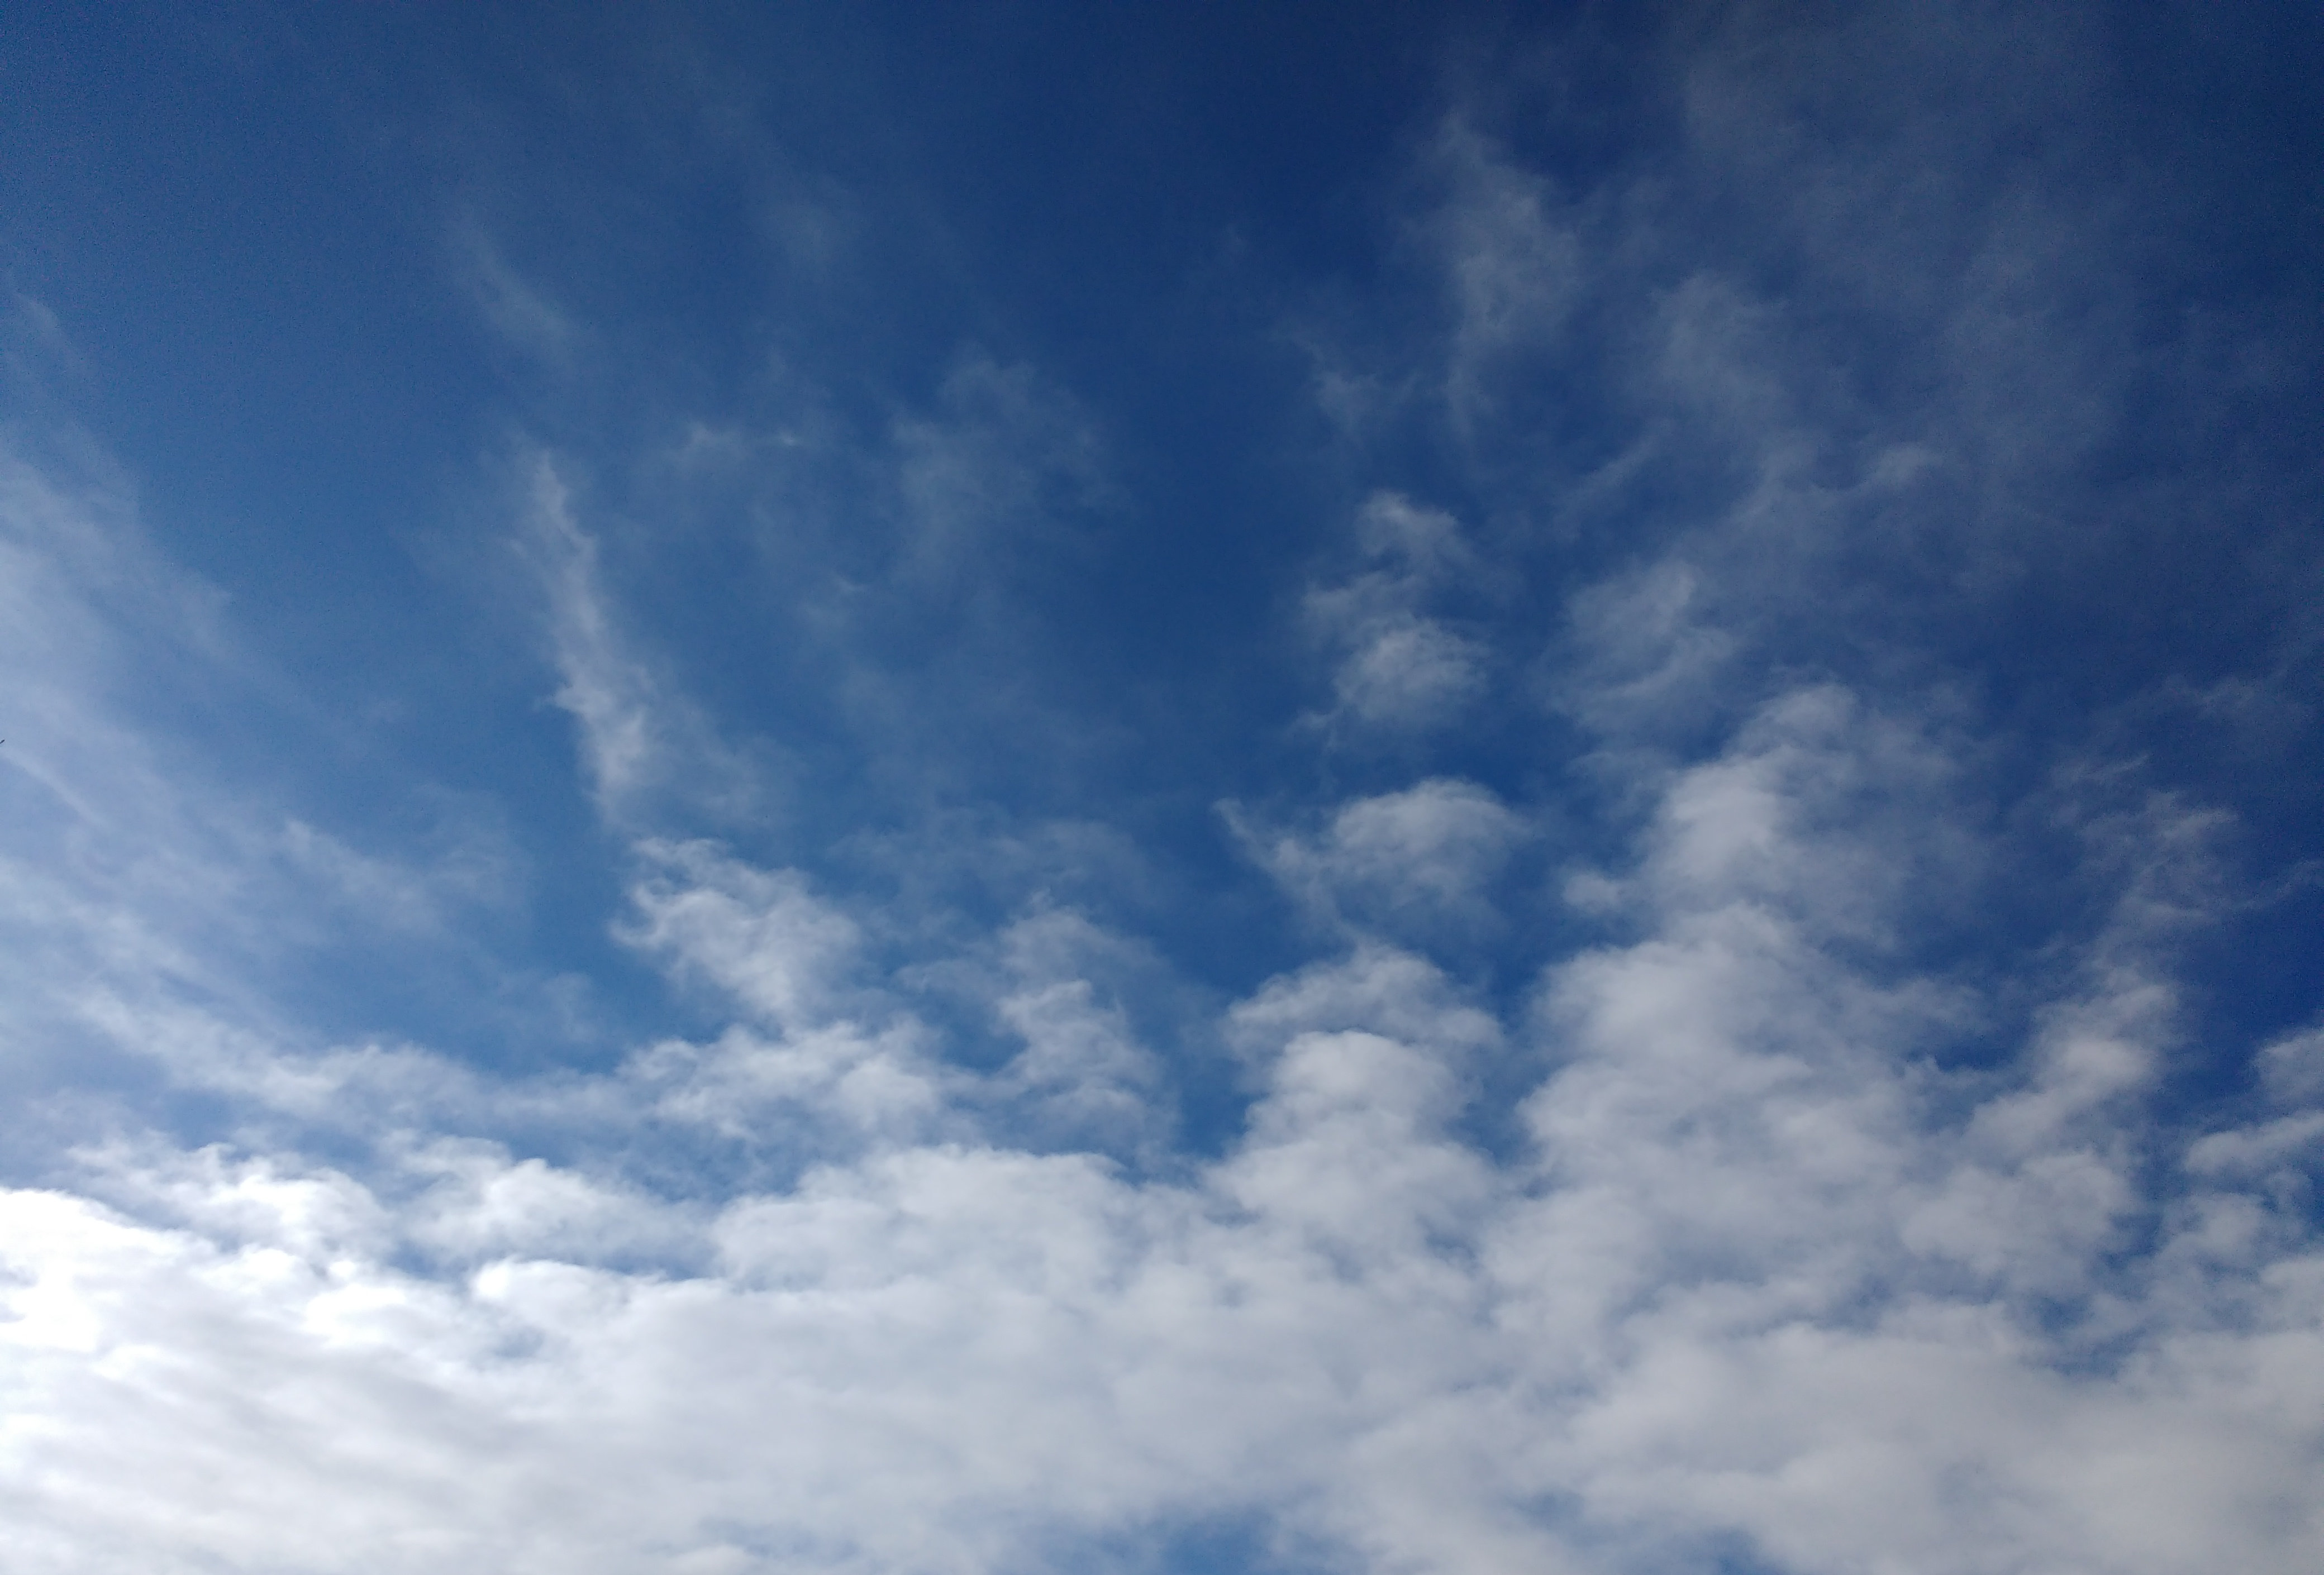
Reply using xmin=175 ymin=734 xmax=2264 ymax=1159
xmin=1303 ymin=492 xmax=1492 ymax=738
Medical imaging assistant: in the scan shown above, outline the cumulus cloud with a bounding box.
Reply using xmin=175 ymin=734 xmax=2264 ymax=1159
xmin=1302 ymin=492 xmax=1490 ymax=737
xmin=7 ymin=678 xmax=2321 ymax=1572
xmin=1234 ymin=778 xmax=1531 ymax=942
xmin=8 ymin=442 xmax=2317 ymax=1567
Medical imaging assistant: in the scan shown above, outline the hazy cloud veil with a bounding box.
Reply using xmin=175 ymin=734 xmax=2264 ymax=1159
xmin=3 ymin=5 xmax=2321 ymax=1573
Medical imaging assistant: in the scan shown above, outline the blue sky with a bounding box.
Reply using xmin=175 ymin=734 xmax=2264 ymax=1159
xmin=3 ymin=4 xmax=2323 ymax=1572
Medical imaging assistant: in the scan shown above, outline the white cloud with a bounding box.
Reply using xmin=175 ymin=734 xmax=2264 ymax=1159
xmin=623 ymin=839 xmax=864 ymax=1034
xmin=11 ymin=664 xmax=2320 ymax=1573
xmin=0 ymin=424 xmax=539 ymax=1143
xmin=2259 ymin=1025 xmax=2324 ymax=1105
xmin=1329 ymin=616 xmax=1488 ymax=730
xmin=891 ymin=354 xmax=1109 ymax=585
xmin=1303 ymin=492 xmax=1491 ymax=738
xmin=983 ymin=909 xmax=1169 ymax=1159
xmin=1554 ymin=559 xmax=1738 ymax=746
xmin=280 ymin=815 xmax=516 ymax=934
xmin=1421 ymin=122 xmax=1585 ymax=433
xmin=453 ymin=225 xmax=580 ymax=366
xmin=518 ymin=457 xmax=766 ymax=825
xmin=1237 ymin=779 xmax=1531 ymax=942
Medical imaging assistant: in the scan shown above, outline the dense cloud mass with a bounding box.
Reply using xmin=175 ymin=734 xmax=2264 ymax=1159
xmin=3 ymin=4 xmax=2322 ymax=1573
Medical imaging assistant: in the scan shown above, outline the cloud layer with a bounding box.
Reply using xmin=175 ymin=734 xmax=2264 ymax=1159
xmin=3 ymin=5 xmax=2321 ymax=1573
xmin=7 ymin=676 xmax=2319 ymax=1573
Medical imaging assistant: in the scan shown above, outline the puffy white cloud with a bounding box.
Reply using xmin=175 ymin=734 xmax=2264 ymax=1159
xmin=1328 ymin=616 xmax=1488 ymax=732
xmin=10 ymin=398 xmax=2316 ymax=1573
xmin=1302 ymin=493 xmax=1491 ymax=738
xmin=8 ymin=673 xmax=2321 ymax=1574
xmin=623 ymin=839 xmax=865 ymax=1034
xmin=1553 ymin=560 xmax=1739 ymax=748
xmin=2259 ymin=1025 xmax=2324 ymax=1106
xmin=1236 ymin=779 xmax=1531 ymax=942
xmin=983 ymin=909 xmax=1169 ymax=1159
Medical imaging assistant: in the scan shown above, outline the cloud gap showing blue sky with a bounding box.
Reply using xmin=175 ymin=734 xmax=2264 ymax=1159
xmin=2 ymin=3 xmax=2321 ymax=1572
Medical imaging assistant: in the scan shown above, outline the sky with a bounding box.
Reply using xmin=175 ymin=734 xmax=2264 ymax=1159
xmin=2 ymin=3 xmax=2322 ymax=1571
